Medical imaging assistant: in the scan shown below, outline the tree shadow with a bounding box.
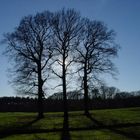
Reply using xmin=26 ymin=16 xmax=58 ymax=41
xmin=34 ymin=134 xmax=48 ymax=140
xmin=61 ymin=115 xmax=71 ymax=140
xmin=0 ymin=113 xmax=139 ymax=140
xmin=0 ymin=117 xmax=41 ymax=139
xmin=86 ymin=113 xmax=140 ymax=140
xmin=0 ymin=116 xmax=70 ymax=139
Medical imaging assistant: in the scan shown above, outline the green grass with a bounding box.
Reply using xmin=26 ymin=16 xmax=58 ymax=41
xmin=0 ymin=107 xmax=140 ymax=140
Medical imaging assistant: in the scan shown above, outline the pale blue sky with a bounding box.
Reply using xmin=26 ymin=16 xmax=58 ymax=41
xmin=0 ymin=0 xmax=140 ymax=96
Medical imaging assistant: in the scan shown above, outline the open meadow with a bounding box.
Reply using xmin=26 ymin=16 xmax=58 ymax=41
xmin=0 ymin=107 xmax=140 ymax=140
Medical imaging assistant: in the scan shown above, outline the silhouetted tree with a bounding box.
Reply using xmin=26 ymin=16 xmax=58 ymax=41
xmin=99 ymin=85 xmax=120 ymax=99
xmin=76 ymin=19 xmax=119 ymax=116
xmin=91 ymin=88 xmax=100 ymax=99
xmin=3 ymin=11 xmax=53 ymax=118
xmin=114 ymin=92 xmax=132 ymax=99
xmin=107 ymin=86 xmax=120 ymax=99
xmin=100 ymin=85 xmax=109 ymax=100
xmin=51 ymin=9 xmax=82 ymax=136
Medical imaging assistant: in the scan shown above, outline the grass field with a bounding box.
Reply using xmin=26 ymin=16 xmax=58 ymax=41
xmin=0 ymin=107 xmax=140 ymax=140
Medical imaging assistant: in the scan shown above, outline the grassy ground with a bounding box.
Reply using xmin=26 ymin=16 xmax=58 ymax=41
xmin=0 ymin=107 xmax=139 ymax=140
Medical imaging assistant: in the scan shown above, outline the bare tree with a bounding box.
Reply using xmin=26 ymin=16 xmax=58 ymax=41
xmin=76 ymin=19 xmax=119 ymax=116
xmin=100 ymin=84 xmax=109 ymax=100
xmin=3 ymin=11 xmax=53 ymax=118
xmin=91 ymin=88 xmax=100 ymax=99
xmin=51 ymin=9 xmax=82 ymax=137
xmin=107 ymin=86 xmax=120 ymax=99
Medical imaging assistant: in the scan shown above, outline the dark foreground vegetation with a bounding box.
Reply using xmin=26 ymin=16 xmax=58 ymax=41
xmin=0 ymin=107 xmax=139 ymax=140
xmin=0 ymin=96 xmax=140 ymax=112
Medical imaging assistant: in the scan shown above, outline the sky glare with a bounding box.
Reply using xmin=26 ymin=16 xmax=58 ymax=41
xmin=0 ymin=0 xmax=140 ymax=96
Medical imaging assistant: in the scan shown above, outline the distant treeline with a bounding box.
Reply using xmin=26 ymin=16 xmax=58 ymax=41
xmin=0 ymin=95 xmax=140 ymax=112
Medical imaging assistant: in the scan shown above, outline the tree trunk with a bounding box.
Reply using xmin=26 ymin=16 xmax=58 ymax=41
xmin=62 ymin=61 xmax=69 ymax=127
xmin=37 ymin=62 xmax=44 ymax=119
xmin=61 ymin=50 xmax=69 ymax=137
xmin=83 ymin=67 xmax=89 ymax=116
